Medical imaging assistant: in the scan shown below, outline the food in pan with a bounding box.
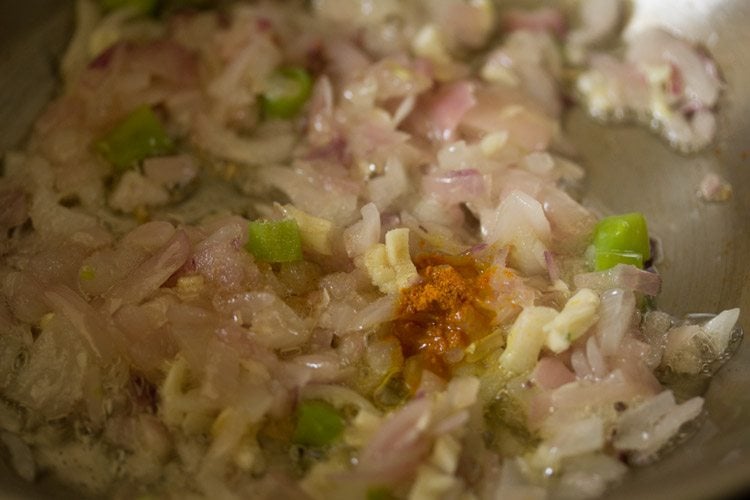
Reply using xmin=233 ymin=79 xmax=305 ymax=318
xmin=0 ymin=0 xmax=740 ymax=498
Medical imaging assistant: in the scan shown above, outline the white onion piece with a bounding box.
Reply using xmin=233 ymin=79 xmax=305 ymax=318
xmin=541 ymin=186 xmax=597 ymax=252
xmin=227 ymin=292 xmax=311 ymax=350
xmin=702 ymin=308 xmax=740 ymax=355
xmin=626 ymin=28 xmax=721 ymax=107
xmin=571 ymin=348 xmax=593 ymax=379
xmin=586 ymin=336 xmax=609 ymax=378
xmin=344 ymin=202 xmax=381 ymax=258
xmin=480 ymin=190 xmax=551 ymax=275
xmin=260 ymin=165 xmax=359 ymax=225
xmin=345 ymin=295 xmax=397 ymax=332
xmin=292 ymin=353 xmax=344 ymax=383
xmin=533 ymin=416 xmax=605 ymax=467
xmin=558 ymin=453 xmax=627 ymax=500
xmin=595 ymin=288 xmax=636 ymax=355
xmin=461 ymin=87 xmax=557 ymax=151
xmin=615 ymin=391 xmax=703 ymax=462
xmin=367 ymin=158 xmax=408 ymax=211
xmin=530 ymin=369 xmax=658 ymax=430
xmin=574 ymin=264 xmax=661 ymax=296
xmin=614 ymin=390 xmax=676 ymax=450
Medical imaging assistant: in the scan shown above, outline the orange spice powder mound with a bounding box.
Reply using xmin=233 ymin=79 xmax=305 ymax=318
xmin=392 ymin=253 xmax=497 ymax=378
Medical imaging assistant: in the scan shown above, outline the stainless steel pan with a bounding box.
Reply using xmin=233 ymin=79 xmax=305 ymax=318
xmin=1 ymin=1 xmax=748 ymax=498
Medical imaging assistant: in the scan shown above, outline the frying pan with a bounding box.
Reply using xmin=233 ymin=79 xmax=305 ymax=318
xmin=0 ymin=1 xmax=748 ymax=498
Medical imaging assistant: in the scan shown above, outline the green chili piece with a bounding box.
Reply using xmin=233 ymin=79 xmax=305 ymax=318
xmin=246 ymin=219 xmax=303 ymax=263
xmin=592 ymin=212 xmax=651 ymax=271
xmin=261 ymin=67 xmax=313 ymax=119
xmin=98 ymin=0 xmax=160 ymax=16
xmin=94 ymin=105 xmax=175 ymax=171
xmin=292 ymin=400 xmax=344 ymax=447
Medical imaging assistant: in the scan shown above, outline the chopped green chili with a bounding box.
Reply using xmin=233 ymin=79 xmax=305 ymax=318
xmin=261 ymin=67 xmax=313 ymax=119
xmin=246 ymin=219 xmax=303 ymax=263
xmin=292 ymin=400 xmax=344 ymax=447
xmin=592 ymin=212 xmax=650 ymax=271
xmin=94 ymin=105 xmax=175 ymax=171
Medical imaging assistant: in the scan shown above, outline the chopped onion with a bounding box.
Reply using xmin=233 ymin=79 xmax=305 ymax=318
xmin=574 ymin=264 xmax=661 ymax=296
xmin=595 ymin=288 xmax=636 ymax=355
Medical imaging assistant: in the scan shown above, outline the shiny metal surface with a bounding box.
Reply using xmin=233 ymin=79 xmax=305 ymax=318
xmin=0 ymin=0 xmax=748 ymax=498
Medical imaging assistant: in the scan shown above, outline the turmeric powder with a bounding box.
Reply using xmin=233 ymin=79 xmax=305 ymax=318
xmin=393 ymin=253 xmax=496 ymax=378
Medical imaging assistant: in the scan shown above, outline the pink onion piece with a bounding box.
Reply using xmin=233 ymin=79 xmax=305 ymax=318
xmin=531 ymin=357 xmax=576 ymax=390
xmin=422 ymin=168 xmax=486 ymax=205
xmin=424 ymin=81 xmax=477 ymax=142
xmin=44 ymin=285 xmax=117 ymax=360
xmin=104 ymin=230 xmax=191 ymax=313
